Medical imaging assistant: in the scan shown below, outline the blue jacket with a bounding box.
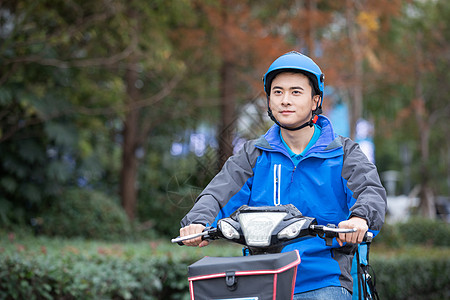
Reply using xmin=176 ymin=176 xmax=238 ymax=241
xmin=181 ymin=115 xmax=386 ymax=294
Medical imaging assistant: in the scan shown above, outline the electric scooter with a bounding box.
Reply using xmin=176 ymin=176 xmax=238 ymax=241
xmin=172 ymin=204 xmax=372 ymax=300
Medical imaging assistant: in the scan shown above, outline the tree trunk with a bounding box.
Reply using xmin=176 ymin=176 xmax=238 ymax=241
xmin=415 ymin=97 xmax=435 ymax=218
xmin=120 ymin=64 xmax=140 ymax=220
xmin=217 ymin=61 xmax=236 ymax=169
xmin=346 ymin=0 xmax=364 ymax=140
xmin=414 ymin=34 xmax=436 ymax=219
xmin=350 ymin=59 xmax=364 ymax=140
xmin=217 ymin=0 xmax=236 ymax=169
xmin=305 ymin=0 xmax=316 ymax=56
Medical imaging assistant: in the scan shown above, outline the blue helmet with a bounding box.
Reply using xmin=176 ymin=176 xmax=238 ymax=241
xmin=263 ymin=51 xmax=324 ymax=111
xmin=263 ymin=51 xmax=325 ymax=131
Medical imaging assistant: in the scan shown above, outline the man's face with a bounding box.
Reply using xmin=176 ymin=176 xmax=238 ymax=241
xmin=269 ymin=72 xmax=319 ymax=129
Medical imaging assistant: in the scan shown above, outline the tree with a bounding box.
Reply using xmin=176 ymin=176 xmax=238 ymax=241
xmin=319 ymin=0 xmax=403 ymax=139
xmin=0 ymin=0 xmax=207 ymax=222
xmin=393 ymin=0 xmax=450 ymax=217
xmin=365 ymin=0 xmax=450 ymax=217
xmin=115 ymin=1 xmax=213 ymax=220
xmin=199 ymin=0 xmax=290 ymax=168
xmin=0 ymin=0 xmax=121 ymax=225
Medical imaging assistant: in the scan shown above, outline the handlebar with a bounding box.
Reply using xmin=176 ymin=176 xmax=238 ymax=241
xmin=171 ymin=231 xmax=209 ymax=245
xmin=310 ymin=224 xmax=373 ymax=245
xmin=172 ymin=224 xmax=373 ymax=246
xmin=171 ymin=227 xmax=220 ymax=245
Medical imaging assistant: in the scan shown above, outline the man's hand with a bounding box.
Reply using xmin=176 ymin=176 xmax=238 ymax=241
xmin=179 ymin=224 xmax=210 ymax=247
xmin=336 ymin=217 xmax=368 ymax=247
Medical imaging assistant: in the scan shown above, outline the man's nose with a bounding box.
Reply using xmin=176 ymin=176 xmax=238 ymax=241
xmin=281 ymin=94 xmax=291 ymax=106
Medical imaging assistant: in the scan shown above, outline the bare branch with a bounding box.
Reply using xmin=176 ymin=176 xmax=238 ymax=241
xmin=5 ymin=43 xmax=136 ymax=69
xmin=132 ymin=73 xmax=184 ymax=110
xmin=429 ymin=103 xmax=450 ymax=126
xmin=0 ymin=115 xmax=43 ymax=143
xmin=0 ymin=63 xmax=19 ymax=86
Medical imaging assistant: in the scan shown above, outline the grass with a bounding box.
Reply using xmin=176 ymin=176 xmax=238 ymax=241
xmin=0 ymin=229 xmax=243 ymax=262
xmin=370 ymin=242 xmax=450 ymax=259
xmin=2 ymin=228 xmax=449 ymax=262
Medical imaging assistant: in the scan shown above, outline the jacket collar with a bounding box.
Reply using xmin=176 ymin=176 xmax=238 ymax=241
xmin=256 ymin=115 xmax=341 ymax=154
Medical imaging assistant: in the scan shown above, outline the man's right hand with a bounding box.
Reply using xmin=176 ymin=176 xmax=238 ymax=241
xmin=179 ymin=224 xmax=209 ymax=247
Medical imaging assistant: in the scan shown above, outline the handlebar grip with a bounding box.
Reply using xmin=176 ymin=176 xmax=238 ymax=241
xmin=171 ymin=232 xmax=207 ymax=245
xmin=171 ymin=228 xmax=216 ymax=245
xmin=310 ymin=225 xmax=374 ymax=245
xmin=363 ymin=231 xmax=373 ymax=243
xmin=170 ymin=236 xmax=186 ymax=246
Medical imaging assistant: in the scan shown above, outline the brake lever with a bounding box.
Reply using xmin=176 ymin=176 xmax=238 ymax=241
xmin=171 ymin=227 xmax=219 ymax=246
xmin=310 ymin=225 xmax=357 ymax=234
xmin=310 ymin=225 xmax=373 ymax=245
xmin=310 ymin=224 xmax=357 ymax=246
xmin=171 ymin=231 xmax=210 ymax=245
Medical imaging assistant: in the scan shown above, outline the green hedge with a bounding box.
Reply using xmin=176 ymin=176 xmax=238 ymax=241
xmin=370 ymin=217 xmax=450 ymax=299
xmin=0 ymin=233 xmax=241 ymax=300
xmin=41 ymin=188 xmax=133 ymax=240
xmin=0 ymin=253 xmax=189 ymax=300
xmin=374 ymin=217 xmax=450 ymax=248
xmin=1 ymin=216 xmax=449 ymax=300
xmin=1 ymin=245 xmax=448 ymax=300
xmin=371 ymin=254 xmax=450 ymax=300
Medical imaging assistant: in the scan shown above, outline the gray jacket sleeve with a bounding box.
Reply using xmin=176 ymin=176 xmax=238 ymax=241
xmin=180 ymin=139 xmax=260 ymax=227
xmin=341 ymin=136 xmax=387 ymax=230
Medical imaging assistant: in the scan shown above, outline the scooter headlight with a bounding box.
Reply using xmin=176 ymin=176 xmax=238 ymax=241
xmin=278 ymin=219 xmax=307 ymax=239
xmin=238 ymin=212 xmax=287 ymax=246
xmin=218 ymin=220 xmax=240 ymax=240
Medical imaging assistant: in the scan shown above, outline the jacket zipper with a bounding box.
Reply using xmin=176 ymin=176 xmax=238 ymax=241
xmin=291 ymin=165 xmax=296 ymax=183
xmin=273 ymin=164 xmax=281 ymax=206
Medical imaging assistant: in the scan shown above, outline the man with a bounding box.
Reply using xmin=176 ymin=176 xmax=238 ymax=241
xmin=179 ymin=51 xmax=386 ymax=299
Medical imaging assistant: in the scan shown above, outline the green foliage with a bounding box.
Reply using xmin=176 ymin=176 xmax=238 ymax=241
xmin=372 ymin=255 xmax=450 ymax=300
xmin=0 ymin=0 xmax=218 ymax=231
xmin=0 ymin=232 xmax=241 ymax=300
xmin=0 ymin=252 xmax=188 ymax=300
xmin=41 ymin=188 xmax=132 ymax=240
xmin=396 ymin=217 xmax=450 ymax=247
xmin=371 ymin=217 xmax=450 ymax=299
xmin=368 ymin=0 xmax=450 ymax=196
xmin=138 ymin=145 xmax=217 ymax=237
xmin=373 ymin=221 xmax=402 ymax=248
xmin=0 ymin=229 xmax=448 ymax=300
xmin=374 ymin=217 xmax=450 ymax=247
xmin=1 ymin=0 xmax=449 ymax=245
xmin=1 ymin=249 xmax=448 ymax=300
xmin=0 ymin=116 xmax=67 ymax=226
xmin=0 ymin=9 xmax=100 ymax=225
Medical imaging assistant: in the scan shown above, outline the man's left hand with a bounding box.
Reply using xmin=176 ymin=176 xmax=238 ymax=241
xmin=336 ymin=217 xmax=368 ymax=247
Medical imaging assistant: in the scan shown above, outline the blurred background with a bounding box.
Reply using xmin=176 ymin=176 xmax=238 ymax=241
xmin=1 ymin=0 xmax=449 ymax=240
xmin=1 ymin=1 xmax=449 ymax=299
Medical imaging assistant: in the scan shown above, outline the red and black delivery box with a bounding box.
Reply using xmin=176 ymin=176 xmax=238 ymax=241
xmin=188 ymin=250 xmax=300 ymax=300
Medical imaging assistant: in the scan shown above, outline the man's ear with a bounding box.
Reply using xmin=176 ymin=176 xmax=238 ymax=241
xmin=312 ymin=95 xmax=321 ymax=110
